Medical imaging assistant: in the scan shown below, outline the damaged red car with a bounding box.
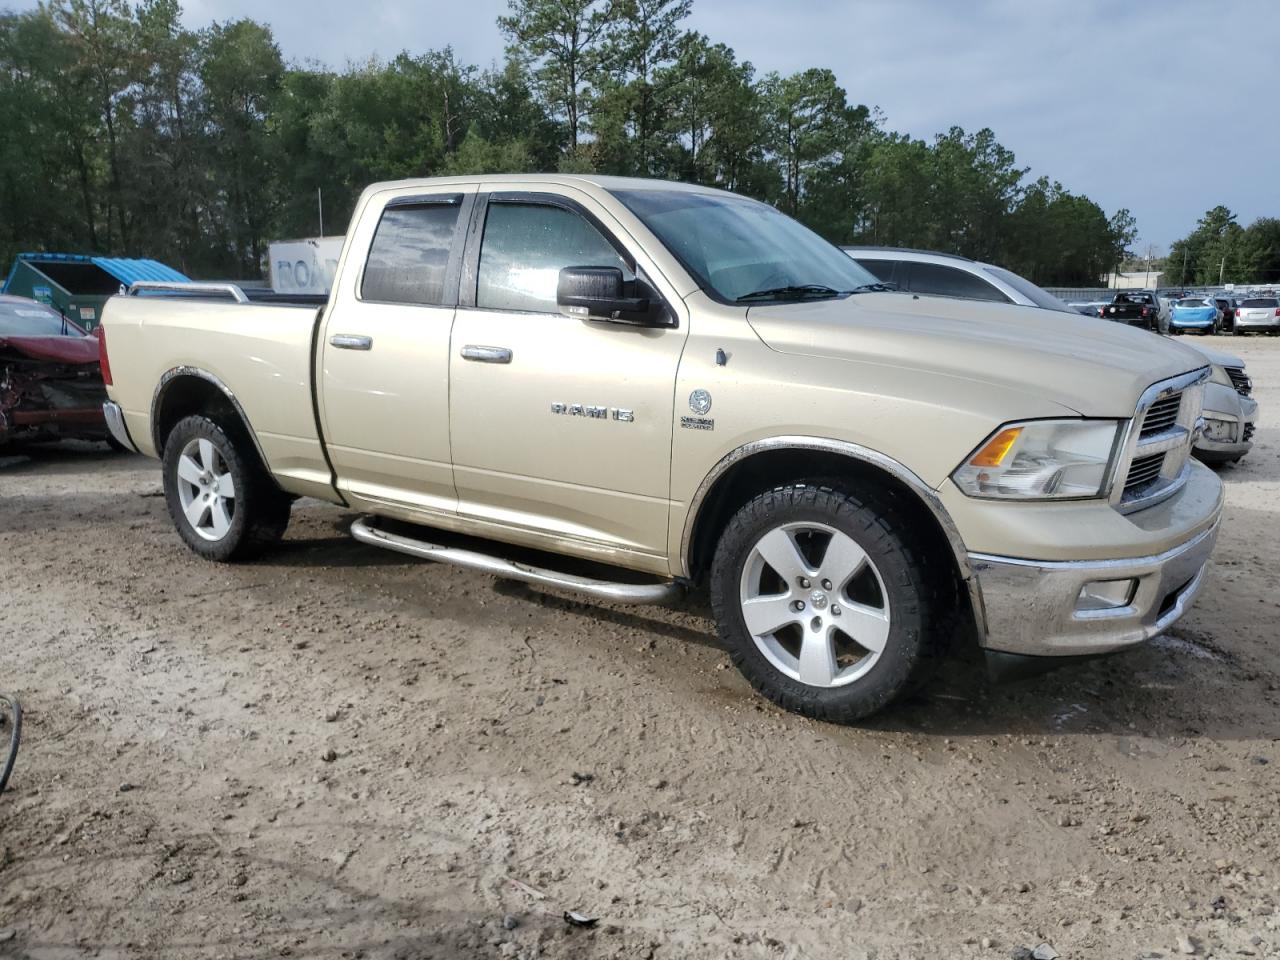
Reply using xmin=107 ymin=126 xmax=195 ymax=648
xmin=0 ymin=294 xmax=117 ymax=449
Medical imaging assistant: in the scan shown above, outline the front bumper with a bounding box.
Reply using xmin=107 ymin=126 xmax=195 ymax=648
xmin=1196 ymin=394 xmax=1258 ymax=460
xmin=970 ymin=519 xmax=1220 ymax=657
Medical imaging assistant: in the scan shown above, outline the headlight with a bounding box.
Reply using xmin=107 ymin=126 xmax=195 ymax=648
xmin=952 ymin=419 xmax=1122 ymax=500
xmin=1210 ymin=364 xmax=1233 ymax=387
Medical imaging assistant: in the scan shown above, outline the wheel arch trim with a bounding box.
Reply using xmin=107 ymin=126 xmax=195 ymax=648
xmin=150 ymin=366 xmax=273 ymax=472
xmin=679 ymin=436 xmax=979 ymax=620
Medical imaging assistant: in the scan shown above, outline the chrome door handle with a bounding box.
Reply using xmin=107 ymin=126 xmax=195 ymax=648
xmin=460 ymin=345 xmax=512 ymax=364
xmin=330 ymin=334 xmax=373 ymax=351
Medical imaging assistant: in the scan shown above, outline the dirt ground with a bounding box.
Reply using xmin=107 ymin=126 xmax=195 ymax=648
xmin=2 ymin=335 xmax=1279 ymax=960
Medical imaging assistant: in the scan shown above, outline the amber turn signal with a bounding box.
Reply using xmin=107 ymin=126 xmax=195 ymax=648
xmin=968 ymin=427 xmax=1022 ymax=468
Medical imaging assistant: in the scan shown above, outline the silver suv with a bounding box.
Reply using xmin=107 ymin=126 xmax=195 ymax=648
xmin=842 ymin=246 xmax=1077 ymax=312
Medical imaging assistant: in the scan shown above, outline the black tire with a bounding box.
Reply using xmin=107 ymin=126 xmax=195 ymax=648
xmin=162 ymin=414 xmax=291 ymax=562
xmin=0 ymin=691 xmax=20 ymax=794
xmin=709 ymin=482 xmax=947 ymax=723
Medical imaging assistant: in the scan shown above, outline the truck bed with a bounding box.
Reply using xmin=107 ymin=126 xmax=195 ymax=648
xmin=101 ymin=286 xmax=336 ymax=500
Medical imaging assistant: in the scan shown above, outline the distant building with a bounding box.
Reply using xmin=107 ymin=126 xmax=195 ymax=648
xmin=1106 ymin=270 xmax=1164 ymax=289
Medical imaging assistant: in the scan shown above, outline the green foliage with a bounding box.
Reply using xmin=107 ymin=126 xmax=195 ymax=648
xmin=0 ymin=0 xmax=1161 ymax=286
xmin=1161 ymin=206 xmax=1277 ymax=286
xmin=590 ymin=0 xmax=690 ymax=175
xmin=659 ymin=33 xmax=765 ymax=191
xmin=1238 ymin=217 xmax=1280 ymax=285
xmin=442 ymin=129 xmax=535 ymax=175
xmin=498 ymin=0 xmax=610 ymax=150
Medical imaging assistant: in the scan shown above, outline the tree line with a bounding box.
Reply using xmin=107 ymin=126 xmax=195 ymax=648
xmin=1161 ymin=207 xmax=1280 ymax=288
xmin=1 ymin=0 xmax=1138 ymax=285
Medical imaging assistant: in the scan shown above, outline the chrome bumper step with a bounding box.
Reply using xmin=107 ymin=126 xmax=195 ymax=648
xmin=350 ymin=517 xmax=682 ymax=605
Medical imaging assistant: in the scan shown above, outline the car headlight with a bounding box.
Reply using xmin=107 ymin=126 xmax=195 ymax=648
xmin=1210 ymin=364 xmax=1234 ymax=387
xmin=952 ymin=419 xmax=1122 ymax=500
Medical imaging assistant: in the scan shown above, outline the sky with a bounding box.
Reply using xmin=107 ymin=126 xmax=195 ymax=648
xmin=16 ymin=0 xmax=1280 ymax=250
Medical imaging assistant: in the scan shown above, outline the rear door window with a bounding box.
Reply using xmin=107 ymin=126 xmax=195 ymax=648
xmin=907 ymin=263 xmax=1010 ymax=303
xmin=361 ymin=198 xmax=463 ymax=305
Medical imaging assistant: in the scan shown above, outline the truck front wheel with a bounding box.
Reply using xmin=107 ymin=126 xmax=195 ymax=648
xmin=710 ymin=482 xmax=943 ymax=723
xmin=162 ymin=414 xmax=291 ymax=562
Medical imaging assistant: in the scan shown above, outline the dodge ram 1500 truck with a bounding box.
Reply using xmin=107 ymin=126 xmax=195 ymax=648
xmin=99 ymin=175 xmax=1224 ymax=722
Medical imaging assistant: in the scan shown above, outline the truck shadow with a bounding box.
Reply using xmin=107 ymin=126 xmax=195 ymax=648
xmin=490 ymin=578 xmax=724 ymax=651
xmin=237 ymin=508 xmax=1280 ymax=743
xmin=864 ymin=627 xmax=1278 ymax=743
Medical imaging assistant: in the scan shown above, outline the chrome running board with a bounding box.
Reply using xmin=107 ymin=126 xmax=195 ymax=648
xmin=350 ymin=517 xmax=682 ymax=605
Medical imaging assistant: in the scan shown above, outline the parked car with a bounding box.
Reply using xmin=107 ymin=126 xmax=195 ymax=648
xmin=1170 ymin=297 xmax=1223 ymax=335
xmin=1232 ymin=296 xmax=1280 ymax=334
xmin=843 ymin=250 xmax=1257 ymax=465
xmin=0 ymin=294 xmax=114 ymax=448
xmin=1213 ymin=296 xmax=1237 ymax=331
xmin=841 ymin=247 xmax=1077 ymax=313
xmin=1195 ymin=344 xmax=1257 ymax=465
xmin=1069 ymin=300 xmax=1109 ymax=316
xmin=1096 ymin=291 xmax=1162 ymax=331
xmin=99 ymin=174 xmax=1223 ymax=722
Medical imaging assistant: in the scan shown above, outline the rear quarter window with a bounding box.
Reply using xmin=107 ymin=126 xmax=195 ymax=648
xmin=853 ymin=258 xmax=900 ymax=285
xmin=908 ymin=263 xmax=1010 ymax=303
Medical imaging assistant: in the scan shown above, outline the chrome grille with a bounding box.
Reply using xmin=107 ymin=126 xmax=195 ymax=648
xmin=1124 ymin=452 xmax=1165 ymax=494
xmin=1225 ymin=366 xmax=1251 ymax=397
xmin=1112 ymin=369 xmax=1208 ymax=514
xmin=1140 ymin=393 xmax=1181 ymax=437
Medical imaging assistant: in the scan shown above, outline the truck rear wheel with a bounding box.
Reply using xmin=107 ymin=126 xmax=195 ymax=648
xmin=162 ymin=414 xmax=291 ymax=562
xmin=709 ymin=482 xmax=943 ymax=723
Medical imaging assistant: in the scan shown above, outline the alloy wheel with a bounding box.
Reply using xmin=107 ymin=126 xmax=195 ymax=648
xmin=738 ymin=521 xmax=891 ymax=688
xmin=175 ymin=437 xmax=236 ymax=541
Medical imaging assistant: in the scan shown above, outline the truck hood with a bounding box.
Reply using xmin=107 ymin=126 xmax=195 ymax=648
xmin=745 ymin=293 xmax=1208 ymax=417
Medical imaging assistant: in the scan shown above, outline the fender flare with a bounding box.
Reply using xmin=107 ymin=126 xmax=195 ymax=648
xmin=679 ymin=436 xmax=980 ymax=625
xmin=150 ymin=365 xmax=272 ymax=471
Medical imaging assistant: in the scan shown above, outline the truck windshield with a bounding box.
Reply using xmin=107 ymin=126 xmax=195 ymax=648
xmin=611 ymin=188 xmax=877 ymax=303
xmin=0 ymin=301 xmax=80 ymax=336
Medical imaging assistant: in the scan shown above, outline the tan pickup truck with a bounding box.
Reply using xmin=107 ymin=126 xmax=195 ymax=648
xmin=99 ymin=174 xmax=1223 ymax=721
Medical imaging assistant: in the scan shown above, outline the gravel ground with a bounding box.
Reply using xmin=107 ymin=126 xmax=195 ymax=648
xmin=2 ymin=334 xmax=1279 ymax=960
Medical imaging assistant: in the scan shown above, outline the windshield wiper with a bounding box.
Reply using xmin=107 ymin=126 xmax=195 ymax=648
xmin=847 ymin=282 xmax=897 ymax=293
xmin=735 ymin=284 xmax=842 ymax=303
